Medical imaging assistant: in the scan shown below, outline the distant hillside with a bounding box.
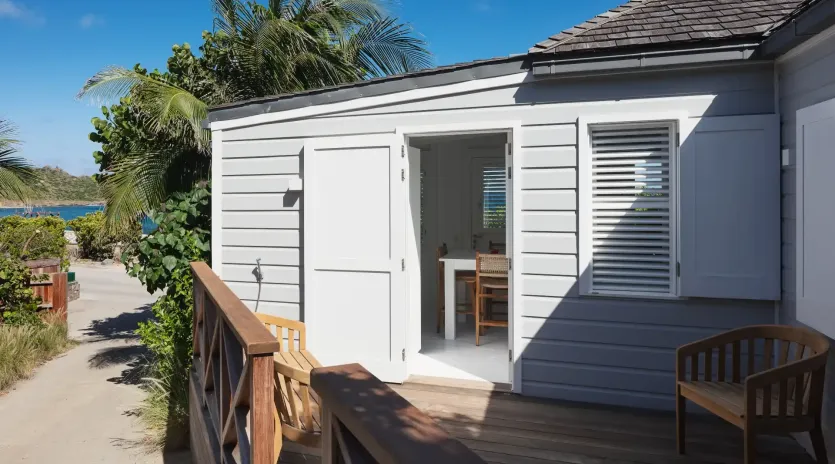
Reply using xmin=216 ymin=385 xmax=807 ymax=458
xmin=0 ymin=166 xmax=103 ymax=207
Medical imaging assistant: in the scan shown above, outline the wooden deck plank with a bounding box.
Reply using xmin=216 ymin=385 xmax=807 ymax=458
xmin=279 ymin=381 xmax=814 ymax=464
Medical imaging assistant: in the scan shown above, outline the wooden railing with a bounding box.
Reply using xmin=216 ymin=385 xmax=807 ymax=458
xmin=312 ymin=364 xmax=487 ymax=464
xmin=190 ymin=262 xmax=280 ymax=464
xmin=190 ymin=262 xmax=487 ymax=464
xmin=28 ymin=272 xmax=68 ymax=321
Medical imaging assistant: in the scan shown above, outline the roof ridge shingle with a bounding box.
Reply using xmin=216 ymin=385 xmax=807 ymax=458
xmin=528 ymin=0 xmax=656 ymax=53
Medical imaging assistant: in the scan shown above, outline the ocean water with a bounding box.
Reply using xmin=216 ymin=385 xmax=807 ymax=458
xmin=0 ymin=205 xmax=157 ymax=234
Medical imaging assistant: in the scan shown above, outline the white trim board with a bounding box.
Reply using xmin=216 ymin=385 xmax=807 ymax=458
xmin=210 ymin=72 xmax=530 ymax=131
xmin=211 ymin=129 xmax=224 ymax=277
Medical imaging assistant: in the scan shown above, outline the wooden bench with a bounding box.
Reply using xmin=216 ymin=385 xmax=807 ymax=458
xmin=676 ymin=325 xmax=830 ymax=464
xmin=255 ymin=313 xmax=322 ymax=459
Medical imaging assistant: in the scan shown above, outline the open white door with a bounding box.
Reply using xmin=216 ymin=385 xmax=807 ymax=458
xmin=406 ymin=145 xmax=422 ymax=359
xmin=797 ymin=98 xmax=835 ymax=339
xmin=303 ymin=135 xmax=407 ymax=382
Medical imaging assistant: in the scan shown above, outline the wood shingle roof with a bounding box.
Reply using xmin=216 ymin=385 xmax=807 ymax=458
xmin=530 ymin=0 xmax=808 ymax=54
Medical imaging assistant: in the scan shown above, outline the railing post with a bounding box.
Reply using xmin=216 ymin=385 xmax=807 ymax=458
xmin=320 ymin=405 xmax=335 ymax=464
xmin=250 ymin=354 xmax=275 ymax=464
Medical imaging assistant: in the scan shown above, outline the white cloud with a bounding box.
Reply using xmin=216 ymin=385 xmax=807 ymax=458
xmin=79 ymin=13 xmax=103 ymax=29
xmin=0 ymin=0 xmax=45 ymax=25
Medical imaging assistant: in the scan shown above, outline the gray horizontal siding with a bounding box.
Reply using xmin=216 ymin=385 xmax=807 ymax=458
xmin=778 ymin=33 xmax=835 ymax=449
xmin=219 ymin=63 xmax=778 ymax=410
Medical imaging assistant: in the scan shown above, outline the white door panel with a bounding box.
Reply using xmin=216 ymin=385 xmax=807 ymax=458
xmin=304 ymin=135 xmax=406 ymax=382
xmin=797 ymin=99 xmax=835 ymax=339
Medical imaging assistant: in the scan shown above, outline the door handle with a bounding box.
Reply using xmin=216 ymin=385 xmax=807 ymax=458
xmin=472 ymin=234 xmax=483 ymax=250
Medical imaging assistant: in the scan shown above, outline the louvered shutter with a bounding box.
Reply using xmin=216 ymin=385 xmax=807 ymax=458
xmin=482 ymin=165 xmax=507 ymax=229
xmin=582 ymin=122 xmax=677 ymax=297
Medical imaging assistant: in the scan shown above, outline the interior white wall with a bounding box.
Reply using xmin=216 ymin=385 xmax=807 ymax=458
xmin=415 ymin=135 xmax=506 ymax=333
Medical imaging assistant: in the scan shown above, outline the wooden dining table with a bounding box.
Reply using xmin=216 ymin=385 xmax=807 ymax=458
xmin=438 ymin=249 xmax=477 ymax=340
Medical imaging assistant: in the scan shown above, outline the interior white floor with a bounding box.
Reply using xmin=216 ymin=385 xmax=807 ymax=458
xmin=413 ymin=318 xmax=509 ymax=384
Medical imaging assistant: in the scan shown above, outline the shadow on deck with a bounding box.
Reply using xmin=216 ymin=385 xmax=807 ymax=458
xmin=279 ymin=381 xmax=814 ymax=464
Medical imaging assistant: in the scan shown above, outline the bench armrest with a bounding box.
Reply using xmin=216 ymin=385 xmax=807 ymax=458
xmin=745 ymin=354 xmax=827 ymax=391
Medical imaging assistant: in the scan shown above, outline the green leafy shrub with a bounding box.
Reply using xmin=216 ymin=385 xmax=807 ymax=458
xmin=0 ymin=216 xmax=69 ymax=269
xmin=131 ymin=184 xmax=210 ymax=448
xmin=68 ymin=211 xmax=141 ymax=261
xmin=0 ymin=255 xmax=44 ymax=326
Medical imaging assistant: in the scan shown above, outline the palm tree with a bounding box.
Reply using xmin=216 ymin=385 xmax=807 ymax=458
xmin=0 ymin=119 xmax=37 ymax=202
xmin=78 ymin=0 xmax=431 ymax=228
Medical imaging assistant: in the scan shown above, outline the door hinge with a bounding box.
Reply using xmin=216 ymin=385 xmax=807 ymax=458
xmin=676 ymin=132 xmax=680 ymax=147
xmin=508 ymin=349 xmax=513 ymax=362
xmin=507 ymin=166 xmax=512 ymax=180
xmin=401 ymin=258 xmax=405 ymax=271
xmin=508 ymin=258 xmax=512 ymax=270
xmin=401 ymin=145 xmax=405 ymax=157
xmin=402 ymin=348 xmax=406 ymax=361
xmin=676 ymin=262 xmax=681 ymax=277
xmin=401 ymin=169 xmax=405 ymax=181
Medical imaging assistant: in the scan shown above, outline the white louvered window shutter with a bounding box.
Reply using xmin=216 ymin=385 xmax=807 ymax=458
xmin=482 ymin=165 xmax=507 ymax=229
xmin=586 ymin=122 xmax=677 ymax=297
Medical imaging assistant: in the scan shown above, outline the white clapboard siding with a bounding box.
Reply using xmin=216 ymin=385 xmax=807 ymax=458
xmin=222 ymin=229 xmax=299 ymax=247
xmin=522 ymin=124 xmax=577 ymax=147
xmin=521 ymin=169 xmax=577 ymax=190
xmin=222 ymin=175 xmax=298 ymax=194
xmin=223 ymin=140 xmax=303 ymax=158
xmin=521 ymin=255 xmax=577 ymax=276
xmin=586 ymin=122 xmax=676 ymax=296
xmin=222 ymin=193 xmax=300 ymax=211
xmin=226 ymin=282 xmax=300 ymax=303
xmin=222 ymin=211 xmax=299 ymax=229
xmin=222 ymin=246 xmax=299 ymax=266
xmin=521 ymin=212 xmax=577 ymax=232
xmin=222 ymin=264 xmax=300 ymax=285
xmin=520 ymin=147 xmax=577 ymax=168
xmin=521 ymin=191 xmax=576 ymax=211
xmin=222 ymin=156 xmax=299 ymax=175
xmin=522 ymin=275 xmax=578 ymax=298
xmin=522 ymin=233 xmax=577 ymax=254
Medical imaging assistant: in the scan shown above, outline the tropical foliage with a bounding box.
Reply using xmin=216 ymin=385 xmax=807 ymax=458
xmin=79 ymin=0 xmax=431 ymax=225
xmin=0 ymin=312 xmax=74 ymax=391
xmin=132 ymin=184 xmax=211 ymax=447
xmin=0 ymin=216 xmax=69 ymax=268
xmin=0 ymin=119 xmax=38 ymax=202
xmin=0 ymin=255 xmax=44 ymax=327
xmin=68 ymin=211 xmax=141 ymax=261
xmin=79 ymin=0 xmax=431 ymax=229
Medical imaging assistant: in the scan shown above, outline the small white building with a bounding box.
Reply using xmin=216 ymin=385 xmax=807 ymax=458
xmin=207 ymin=0 xmax=834 ymax=434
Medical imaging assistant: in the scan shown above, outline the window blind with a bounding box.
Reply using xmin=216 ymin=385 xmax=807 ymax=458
xmin=482 ymin=166 xmax=506 ymax=229
xmin=589 ymin=122 xmax=676 ymax=296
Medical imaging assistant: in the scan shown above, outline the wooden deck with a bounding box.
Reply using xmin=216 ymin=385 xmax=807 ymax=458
xmin=280 ymin=382 xmax=815 ymax=464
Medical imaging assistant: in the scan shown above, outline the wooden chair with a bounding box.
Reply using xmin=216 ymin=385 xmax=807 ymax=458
xmin=676 ymin=325 xmax=830 ymax=464
xmin=474 ymin=252 xmax=509 ymax=346
xmin=255 ymin=313 xmax=322 ymax=460
xmin=436 ymin=244 xmax=476 ymax=333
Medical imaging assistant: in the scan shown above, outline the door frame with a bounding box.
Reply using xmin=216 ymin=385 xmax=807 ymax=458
xmin=396 ymin=121 xmax=523 ymax=393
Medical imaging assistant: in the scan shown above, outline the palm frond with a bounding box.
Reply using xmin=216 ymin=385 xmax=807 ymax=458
xmin=345 ymin=16 xmax=432 ymax=77
xmin=77 ymin=67 xmax=210 ymax=151
xmin=0 ymin=119 xmax=36 ymax=202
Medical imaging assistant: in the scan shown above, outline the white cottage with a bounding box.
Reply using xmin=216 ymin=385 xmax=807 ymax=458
xmin=207 ymin=0 xmax=834 ymax=437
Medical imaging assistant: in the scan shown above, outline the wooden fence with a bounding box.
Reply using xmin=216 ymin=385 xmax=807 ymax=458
xmin=189 ymin=261 xmax=486 ymax=464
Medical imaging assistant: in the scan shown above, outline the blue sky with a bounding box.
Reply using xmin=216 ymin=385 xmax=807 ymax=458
xmin=0 ymin=0 xmax=622 ymax=175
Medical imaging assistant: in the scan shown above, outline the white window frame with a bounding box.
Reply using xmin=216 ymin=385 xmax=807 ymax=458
xmin=578 ymin=111 xmax=689 ymax=300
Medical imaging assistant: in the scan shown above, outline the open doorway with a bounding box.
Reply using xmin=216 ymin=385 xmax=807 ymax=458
xmin=404 ymin=130 xmax=512 ymax=386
